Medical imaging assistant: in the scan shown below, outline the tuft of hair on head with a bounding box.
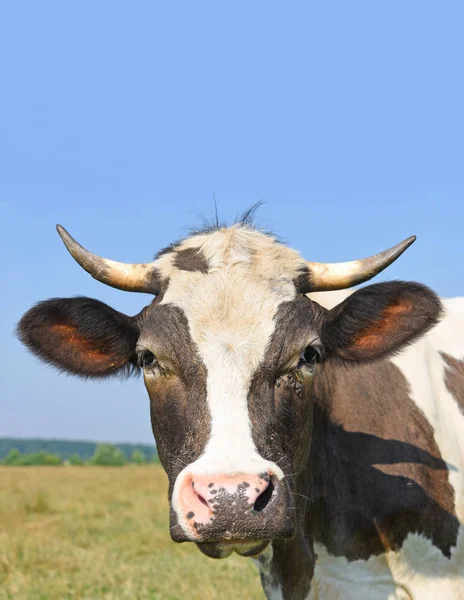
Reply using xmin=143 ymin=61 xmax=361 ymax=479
xmin=189 ymin=196 xmax=264 ymax=235
xmin=236 ymin=200 xmax=266 ymax=228
xmin=190 ymin=200 xmax=266 ymax=235
xmin=189 ymin=198 xmax=227 ymax=235
xmin=155 ymin=201 xmax=271 ymax=259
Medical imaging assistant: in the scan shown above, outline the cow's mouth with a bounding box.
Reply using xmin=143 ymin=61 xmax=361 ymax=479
xmin=196 ymin=539 xmax=270 ymax=559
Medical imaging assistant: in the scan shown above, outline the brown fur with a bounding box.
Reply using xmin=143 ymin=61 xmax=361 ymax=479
xmin=140 ymin=304 xmax=211 ymax=543
xmin=307 ymin=360 xmax=458 ymax=560
xmin=442 ymin=352 xmax=464 ymax=415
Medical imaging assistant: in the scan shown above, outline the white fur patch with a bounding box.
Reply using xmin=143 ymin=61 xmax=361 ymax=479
xmin=309 ymin=533 xmax=464 ymax=600
xmin=155 ymin=227 xmax=304 ymax=533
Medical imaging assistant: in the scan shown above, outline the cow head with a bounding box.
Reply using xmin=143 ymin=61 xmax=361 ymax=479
xmin=17 ymin=221 xmax=441 ymax=559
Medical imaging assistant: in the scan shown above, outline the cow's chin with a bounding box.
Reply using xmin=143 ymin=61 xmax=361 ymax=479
xmin=196 ymin=540 xmax=270 ymax=559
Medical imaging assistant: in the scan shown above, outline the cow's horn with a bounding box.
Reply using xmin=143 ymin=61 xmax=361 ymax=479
xmin=299 ymin=236 xmax=416 ymax=293
xmin=56 ymin=225 xmax=162 ymax=294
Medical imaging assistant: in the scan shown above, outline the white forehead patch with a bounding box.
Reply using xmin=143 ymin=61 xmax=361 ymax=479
xmin=156 ymin=226 xmax=304 ymax=365
xmin=156 ymin=226 xmax=303 ymax=483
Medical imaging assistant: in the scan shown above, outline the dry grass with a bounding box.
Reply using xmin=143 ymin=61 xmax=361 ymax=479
xmin=0 ymin=466 xmax=264 ymax=600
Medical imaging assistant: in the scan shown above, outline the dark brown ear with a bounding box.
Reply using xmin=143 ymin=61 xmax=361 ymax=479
xmin=17 ymin=297 xmax=142 ymax=378
xmin=320 ymin=282 xmax=442 ymax=362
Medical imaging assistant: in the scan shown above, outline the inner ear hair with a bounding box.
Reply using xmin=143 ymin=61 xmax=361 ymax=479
xmin=17 ymin=297 xmax=145 ymax=379
xmin=321 ymin=281 xmax=443 ymax=362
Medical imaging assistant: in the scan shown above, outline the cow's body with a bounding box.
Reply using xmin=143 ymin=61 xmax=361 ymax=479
xmin=256 ymin=291 xmax=464 ymax=599
xmin=17 ymin=220 xmax=464 ymax=599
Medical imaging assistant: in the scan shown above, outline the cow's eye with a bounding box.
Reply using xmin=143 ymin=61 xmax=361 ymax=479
xmin=138 ymin=350 xmax=158 ymax=370
xmin=300 ymin=346 xmax=322 ymax=366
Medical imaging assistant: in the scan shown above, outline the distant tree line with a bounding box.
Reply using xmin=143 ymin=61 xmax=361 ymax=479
xmin=0 ymin=439 xmax=158 ymax=466
xmin=2 ymin=444 xmax=159 ymax=466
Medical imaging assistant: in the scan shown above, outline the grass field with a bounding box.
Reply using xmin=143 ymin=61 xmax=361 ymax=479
xmin=0 ymin=466 xmax=264 ymax=600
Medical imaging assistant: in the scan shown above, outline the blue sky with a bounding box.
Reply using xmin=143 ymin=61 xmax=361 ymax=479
xmin=2 ymin=2 xmax=463 ymax=443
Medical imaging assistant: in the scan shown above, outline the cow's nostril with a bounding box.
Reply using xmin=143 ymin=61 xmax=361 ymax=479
xmin=252 ymin=479 xmax=274 ymax=512
xmin=197 ymin=494 xmax=208 ymax=507
xmin=192 ymin=482 xmax=209 ymax=508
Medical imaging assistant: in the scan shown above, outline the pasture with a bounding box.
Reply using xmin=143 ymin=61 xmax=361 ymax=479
xmin=0 ymin=466 xmax=263 ymax=599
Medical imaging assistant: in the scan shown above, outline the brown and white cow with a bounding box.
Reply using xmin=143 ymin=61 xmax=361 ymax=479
xmin=18 ymin=218 xmax=464 ymax=599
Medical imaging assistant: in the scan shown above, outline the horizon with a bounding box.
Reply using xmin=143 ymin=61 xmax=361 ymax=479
xmin=0 ymin=435 xmax=156 ymax=446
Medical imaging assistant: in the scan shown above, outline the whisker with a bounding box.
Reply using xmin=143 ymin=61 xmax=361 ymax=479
xmin=165 ymin=459 xmax=185 ymax=470
xmin=164 ymin=452 xmax=189 ymax=467
xmin=175 ymin=459 xmax=189 ymax=467
xmin=293 ymin=492 xmax=310 ymax=501
xmin=152 ymin=513 xmax=170 ymax=523
xmin=298 ymin=528 xmax=311 ymax=539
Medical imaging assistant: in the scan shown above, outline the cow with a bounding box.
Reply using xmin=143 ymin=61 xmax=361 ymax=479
xmin=17 ymin=215 xmax=464 ymax=599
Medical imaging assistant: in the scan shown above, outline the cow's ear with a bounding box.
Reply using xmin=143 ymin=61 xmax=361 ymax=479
xmin=320 ymin=282 xmax=442 ymax=362
xmin=17 ymin=297 xmax=143 ymax=378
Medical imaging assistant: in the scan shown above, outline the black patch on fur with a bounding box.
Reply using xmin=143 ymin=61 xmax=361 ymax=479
xmin=174 ymin=248 xmax=209 ymax=273
xmin=144 ymin=268 xmax=168 ymax=294
xmin=17 ymin=297 xmax=143 ymax=378
xmin=294 ymin=265 xmax=311 ymax=294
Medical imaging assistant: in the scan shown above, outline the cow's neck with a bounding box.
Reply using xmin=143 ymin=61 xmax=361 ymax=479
xmin=255 ymin=402 xmax=318 ymax=599
xmin=256 ymin=535 xmax=314 ymax=600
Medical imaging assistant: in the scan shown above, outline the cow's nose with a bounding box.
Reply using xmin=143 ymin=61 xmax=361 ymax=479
xmin=177 ymin=472 xmax=276 ymax=530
